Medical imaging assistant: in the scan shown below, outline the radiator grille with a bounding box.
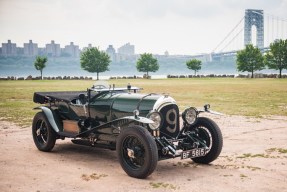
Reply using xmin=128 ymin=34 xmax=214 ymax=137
xmin=159 ymin=104 xmax=180 ymax=139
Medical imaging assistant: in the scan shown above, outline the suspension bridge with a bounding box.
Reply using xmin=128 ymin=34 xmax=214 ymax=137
xmin=191 ymin=9 xmax=287 ymax=62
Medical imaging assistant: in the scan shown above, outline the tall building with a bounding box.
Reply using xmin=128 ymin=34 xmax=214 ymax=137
xmin=164 ymin=50 xmax=169 ymax=56
xmin=45 ymin=40 xmax=61 ymax=57
xmin=1 ymin=40 xmax=17 ymax=56
xmin=24 ymin=40 xmax=38 ymax=56
xmin=82 ymin=43 xmax=93 ymax=52
xmin=64 ymin=42 xmax=80 ymax=57
xmin=106 ymin=45 xmax=116 ymax=61
xmin=118 ymin=43 xmax=135 ymax=56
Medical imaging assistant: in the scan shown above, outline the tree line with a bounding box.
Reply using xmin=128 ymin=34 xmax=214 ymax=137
xmin=237 ymin=39 xmax=287 ymax=78
xmin=34 ymin=39 xmax=287 ymax=79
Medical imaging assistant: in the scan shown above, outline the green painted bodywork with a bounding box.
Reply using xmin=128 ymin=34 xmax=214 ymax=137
xmin=34 ymin=106 xmax=63 ymax=132
xmin=34 ymin=91 xmax=168 ymax=134
xmin=89 ymin=92 xmax=161 ymax=122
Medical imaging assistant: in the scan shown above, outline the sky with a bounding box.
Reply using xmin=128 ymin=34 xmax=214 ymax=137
xmin=0 ymin=0 xmax=287 ymax=55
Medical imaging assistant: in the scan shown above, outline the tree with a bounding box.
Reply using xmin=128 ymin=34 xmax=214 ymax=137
xmin=186 ymin=59 xmax=202 ymax=75
xmin=80 ymin=47 xmax=110 ymax=80
xmin=264 ymin=39 xmax=287 ymax=78
xmin=34 ymin=56 xmax=47 ymax=80
xmin=136 ymin=53 xmax=159 ymax=78
xmin=236 ymin=44 xmax=265 ymax=78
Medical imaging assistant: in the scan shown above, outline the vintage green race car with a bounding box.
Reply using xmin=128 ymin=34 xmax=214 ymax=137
xmin=32 ymin=83 xmax=223 ymax=178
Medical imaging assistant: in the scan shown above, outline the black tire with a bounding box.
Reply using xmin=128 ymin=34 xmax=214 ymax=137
xmin=116 ymin=126 xmax=158 ymax=179
xmin=190 ymin=117 xmax=223 ymax=164
xmin=32 ymin=112 xmax=56 ymax=152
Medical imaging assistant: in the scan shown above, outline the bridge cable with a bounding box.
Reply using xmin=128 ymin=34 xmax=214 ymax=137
xmin=212 ymin=16 xmax=244 ymax=53
xmin=219 ymin=28 xmax=244 ymax=52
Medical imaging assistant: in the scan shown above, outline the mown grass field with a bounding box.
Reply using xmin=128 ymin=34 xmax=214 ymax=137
xmin=0 ymin=78 xmax=286 ymax=127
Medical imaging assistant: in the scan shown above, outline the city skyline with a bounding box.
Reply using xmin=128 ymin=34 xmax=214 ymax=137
xmin=0 ymin=39 xmax=137 ymax=58
xmin=1 ymin=0 xmax=287 ymax=55
xmin=0 ymin=39 xmax=134 ymax=50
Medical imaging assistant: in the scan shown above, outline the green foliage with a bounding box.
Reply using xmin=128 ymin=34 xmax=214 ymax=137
xmin=186 ymin=59 xmax=202 ymax=75
xmin=80 ymin=47 xmax=111 ymax=80
xmin=0 ymin=55 xmax=238 ymax=76
xmin=149 ymin=182 xmax=178 ymax=190
xmin=267 ymin=148 xmax=287 ymax=154
xmin=136 ymin=53 xmax=159 ymax=78
xmin=236 ymin=44 xmax=265 ymax=78
xmin=264 ymin=39 xmax=287 ymax=78
xmin=34 ymin=56 xmax=47 ymax=79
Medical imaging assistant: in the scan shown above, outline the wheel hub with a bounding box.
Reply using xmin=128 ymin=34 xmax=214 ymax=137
xmin=36 ymin=128 xmax=41 ymax=136
xmin=127 ymin=148 xmax=135 ymax=158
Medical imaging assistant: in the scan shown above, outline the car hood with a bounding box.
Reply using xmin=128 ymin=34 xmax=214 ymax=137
xmin=111 ymin=93 xmax=176 ymax=119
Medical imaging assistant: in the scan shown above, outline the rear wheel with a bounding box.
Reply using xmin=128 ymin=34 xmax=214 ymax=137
xmin=116 ymin=126 xmax=158 ymax=178
xmin=32 ymin=112 xmax=56 ymax=152
xmin=189 ymin=117 xmax=223 ymax=164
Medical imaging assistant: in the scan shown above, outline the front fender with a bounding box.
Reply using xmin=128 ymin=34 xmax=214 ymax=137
xmin=198 ymin=104 xmax=224 ymax=115
xmin=122 ymin=116 xmax=154 ymax=124
xmin=34 ymin=106 xmax=62 ymax=132
xmin=78 ymin=115 xmax=154 ymax=137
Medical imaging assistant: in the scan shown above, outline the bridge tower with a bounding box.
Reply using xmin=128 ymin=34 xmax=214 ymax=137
xmin=244 ymin=9 xmax=264 ymax=48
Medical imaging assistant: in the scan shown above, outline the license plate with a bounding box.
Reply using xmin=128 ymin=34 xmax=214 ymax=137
xmin=181 ymin=148 xmax=208 ymax=159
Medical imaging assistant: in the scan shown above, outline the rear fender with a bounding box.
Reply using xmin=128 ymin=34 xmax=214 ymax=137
xmin=34 ymin=106 xmax=62 ymax=133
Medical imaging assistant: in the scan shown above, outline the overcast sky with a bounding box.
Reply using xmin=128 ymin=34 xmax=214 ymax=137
xmin=0 ymin=0 xmax=287 ymax=55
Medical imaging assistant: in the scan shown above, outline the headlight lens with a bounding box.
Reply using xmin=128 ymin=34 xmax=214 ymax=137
xmin=182 ymin=107 xmax=197 ymax=125
xmin=147 ymin=111 xmax=162 ymax=130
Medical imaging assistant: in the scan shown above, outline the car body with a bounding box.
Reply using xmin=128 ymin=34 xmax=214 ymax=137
xmin=32 ymin=83 xmax=223 ymax=178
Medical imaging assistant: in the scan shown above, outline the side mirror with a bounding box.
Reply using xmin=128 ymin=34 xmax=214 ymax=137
xmin=79 ymin=93 xmax=87 ymax=105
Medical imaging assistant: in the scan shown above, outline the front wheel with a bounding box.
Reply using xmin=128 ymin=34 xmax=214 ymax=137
xmin=189 ymin=117 xmax=223 ymax=164
xmin=32 ymin=112 xmax=56 ymax=152
xmin=116 ymin=126 xmax=158 ymax=179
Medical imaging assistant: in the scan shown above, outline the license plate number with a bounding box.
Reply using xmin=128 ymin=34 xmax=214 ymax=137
xmin=181 ymin=148 xmax=208 ymax=159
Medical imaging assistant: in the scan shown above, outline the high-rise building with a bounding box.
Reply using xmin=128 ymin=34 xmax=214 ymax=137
xmin=64 ymin=42 xmax=80 ymax=57
xmin=82 ymin=43 xmax=93 ymax=52
xmin=164 ymin=50 xmax=169 ymax=56
xmin=106 ymin=45 xmax=116 ymax=61
xmin=118 ymin=43 xmax=135 ymax=56
xmin=24 ymin=40 xmax=38 ymax=56
xmin=1 ymin=40 xmax=17 ymax=56
xmin=45 ymin=40 xmax=61 ymax=57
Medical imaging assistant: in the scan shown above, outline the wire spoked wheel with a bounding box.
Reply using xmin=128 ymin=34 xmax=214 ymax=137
xmin=194 ymin=125 xmax=213 ymax=153
xmin=189 ymin=117 xmax=223 ymax=164
xmin=122 ymin=135 xmax=145 ymax=169
xmin=32 ymin=112 xmax=56 ymax=152
xmin=117 ymin=126 xmax=158 ymax=178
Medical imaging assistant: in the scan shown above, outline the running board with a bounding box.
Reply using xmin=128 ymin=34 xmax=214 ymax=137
xmin=57 ymin=131 xmax=79 ymax=138
xmin=71 ymin=139 xmax=116 ymax=150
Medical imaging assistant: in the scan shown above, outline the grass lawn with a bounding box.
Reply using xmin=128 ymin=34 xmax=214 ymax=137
xmin=0 ymin=78 xmax=286 ymax=127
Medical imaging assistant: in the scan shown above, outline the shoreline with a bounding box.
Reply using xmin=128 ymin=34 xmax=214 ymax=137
xmin=1 ymin=73 xmax=287 ymax=80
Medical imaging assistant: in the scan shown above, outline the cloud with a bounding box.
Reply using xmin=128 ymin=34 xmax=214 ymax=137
xmin=0 ymin=0 xmax=286 ymax=54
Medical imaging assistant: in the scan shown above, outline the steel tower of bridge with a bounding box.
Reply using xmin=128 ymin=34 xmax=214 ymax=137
xmin=244 ymin=9 xmax=264 ymax=48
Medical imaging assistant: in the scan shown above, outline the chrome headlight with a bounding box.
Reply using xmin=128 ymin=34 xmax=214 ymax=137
xmin=147 ymin=111 xmax=162 ymax=130
xmin=182 ymin=107 xmax=197 ymax=125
